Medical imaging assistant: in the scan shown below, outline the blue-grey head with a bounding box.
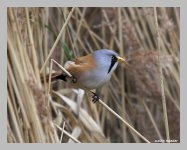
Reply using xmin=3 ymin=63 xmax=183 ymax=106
xmin=93 ymin=49 xmax=125 ymax=76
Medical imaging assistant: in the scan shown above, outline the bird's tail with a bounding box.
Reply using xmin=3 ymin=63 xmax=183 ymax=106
xmin=40 ymin=71 xmax=67 ymax=83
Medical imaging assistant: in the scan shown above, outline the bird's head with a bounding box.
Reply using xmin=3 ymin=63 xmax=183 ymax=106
xmin=93 ymin=49 xmax=125 ymax=75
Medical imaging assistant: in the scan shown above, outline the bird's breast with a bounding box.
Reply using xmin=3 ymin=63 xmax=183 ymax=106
xmin=78 ymin=68 xmax=112 ymax=89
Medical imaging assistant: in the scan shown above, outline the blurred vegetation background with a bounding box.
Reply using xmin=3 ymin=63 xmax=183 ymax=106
xmin=7 ymin=7 xmax=180 ymax=143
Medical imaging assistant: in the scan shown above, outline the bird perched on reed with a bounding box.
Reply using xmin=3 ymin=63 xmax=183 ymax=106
xmin=48 ymin=49 xmax=125 ymax=102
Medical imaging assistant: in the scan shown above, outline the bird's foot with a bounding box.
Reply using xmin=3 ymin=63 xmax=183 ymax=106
xmin=71 ymin=75 xmax=77 ymax=83
xmin=91 ymin=92 xmax=100 ymax=103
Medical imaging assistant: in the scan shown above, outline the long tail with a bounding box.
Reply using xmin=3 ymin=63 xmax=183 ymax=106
xmin=41 ymin=71 xmax=67 ymax=83
xmin=53 ymin=74 xmax=67 ymax=81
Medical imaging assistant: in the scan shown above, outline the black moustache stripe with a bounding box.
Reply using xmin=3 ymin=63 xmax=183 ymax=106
xmin=108 ymin=56 xmax=117 ymax=74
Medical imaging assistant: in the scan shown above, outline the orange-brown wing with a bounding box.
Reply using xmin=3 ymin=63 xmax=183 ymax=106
xmin=74 ymin=54 xmax=92 ymax=64
xmin=65 ymin=54 xmax=97 ymax=79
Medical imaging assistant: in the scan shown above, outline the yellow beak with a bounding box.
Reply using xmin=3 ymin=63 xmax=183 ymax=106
xmin=117 ymin=56 xmax=126 ymax=62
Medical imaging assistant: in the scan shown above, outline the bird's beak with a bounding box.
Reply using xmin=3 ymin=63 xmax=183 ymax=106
xmin=117 ymin=56 xmax=126 ymax=63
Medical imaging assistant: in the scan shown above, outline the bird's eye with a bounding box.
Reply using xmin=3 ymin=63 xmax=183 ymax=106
xmin=111 ymin=56 xmax=115 ymax=59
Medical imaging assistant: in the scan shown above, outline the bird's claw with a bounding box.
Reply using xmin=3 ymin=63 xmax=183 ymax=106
xmin=71 ymin=76 xmax=77 ymax=83
xmin=91 ymin=93 xmax=99 ymax=103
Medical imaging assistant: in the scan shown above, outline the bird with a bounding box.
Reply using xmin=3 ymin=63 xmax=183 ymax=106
xmin=49 ymin=49 xmax=125 ymax=103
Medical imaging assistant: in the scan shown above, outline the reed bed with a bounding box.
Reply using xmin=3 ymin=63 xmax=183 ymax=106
xmin=7 ymin=7 xmax=180 ymax=143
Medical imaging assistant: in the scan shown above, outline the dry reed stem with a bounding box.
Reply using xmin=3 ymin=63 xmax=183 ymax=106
xmin=48 ymin=59 xmax=53 ymax=94
xmin=142 ymin=100 xmax=163 ymax=140
xmin=76 ymin=8 xmax=108 ymax=49
xmin=7 ymin=95 xmax=24 ymax=142
xmin=102 ymin=9 xmax=120 ymax=49
xmin=51 ymin=59 xmax=72 ymax=77
xmin=7 ymin=40 xmax=31 ymax=129
xmin=72 ymin=8 xmax=87 ymax=51
xmin=60 ymin=122 xmax=66 ymax=142
xmin=40 ymin=7 xmax=75 ymax=73
xmin=118 ymin=8 xmax=127 ymax=142
xmin=55 ymin=124 xmax=81 ymax=143
xmin=154 ymin=7 xmax=170 ymax=142
xmin=25 ymin=8 xmax=41 ymax=83
xmin=97 ymin=97 xmax=150 ymax=143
